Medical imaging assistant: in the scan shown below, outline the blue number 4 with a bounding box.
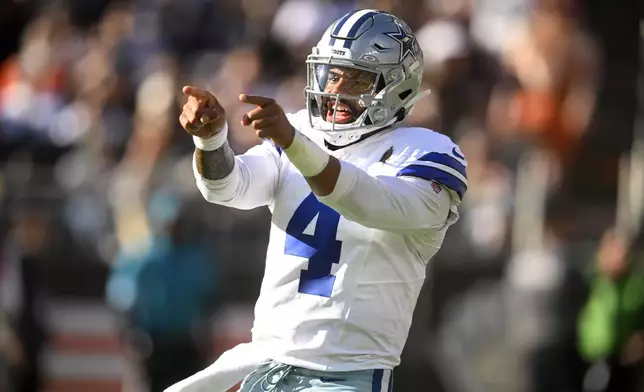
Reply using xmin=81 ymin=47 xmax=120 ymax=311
xmin=285 ymin=193 xmax=342 ymax=298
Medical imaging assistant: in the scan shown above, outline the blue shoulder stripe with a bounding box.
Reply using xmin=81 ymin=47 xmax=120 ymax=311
xmin=418 ymin=152 xmax=467 ymax=179
xmin=397 ymin=165 xmax=467 ymax=199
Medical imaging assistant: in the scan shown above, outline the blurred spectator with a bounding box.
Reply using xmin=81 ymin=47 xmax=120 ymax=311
xmin=578 ymin=229 xmax=644 ymax=392
xmin=487 ymin=0 xmax=598 ymax=180
xmin=455 ymin=126 xmax=513 ymax=260
xmin=0 ymin=311 xmax=22 ymax=391
xmin=0 ymin=206 xmax=53 ymax=392
xmin=414 ymin=8 xmax=471 ymax=135
xmin=106 ymin=190 xmax=218 ymax=392
xmin=0 ymin=6 xmax=81 ymax=155
xmin=506 ymin=196 xmax=588 ymax=392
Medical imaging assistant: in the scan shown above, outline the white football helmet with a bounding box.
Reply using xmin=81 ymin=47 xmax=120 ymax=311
xmin=305 ymin=9 xmax=429 ymax=146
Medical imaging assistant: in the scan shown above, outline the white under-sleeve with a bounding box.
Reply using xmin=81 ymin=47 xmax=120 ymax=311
xmin=317 ymin=160 xmax=456 ymax=233
xmin=194 ymin=141 xmax=281 ymax=210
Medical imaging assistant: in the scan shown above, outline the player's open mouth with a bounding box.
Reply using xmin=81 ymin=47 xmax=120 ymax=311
xmin=326 ymin=100 xmax=356 ymax=124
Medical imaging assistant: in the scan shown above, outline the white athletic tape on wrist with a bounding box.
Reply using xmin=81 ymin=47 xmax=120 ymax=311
xmin=284 ymin=130 xmax=330 ymax=177
xmin=193 ymin=122 xmax=228 ymax=151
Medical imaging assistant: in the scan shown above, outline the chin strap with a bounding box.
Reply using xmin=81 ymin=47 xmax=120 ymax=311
xmin=403 ymin=88 xmax=432 ymax=115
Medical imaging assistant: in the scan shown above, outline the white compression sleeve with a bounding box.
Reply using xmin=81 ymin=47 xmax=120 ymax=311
xmin=283 ymin=131 xmax=330 ymax=177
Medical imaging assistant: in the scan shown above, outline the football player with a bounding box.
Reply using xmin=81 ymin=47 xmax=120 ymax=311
xmin=169 ymin=9 xmax=467 ymax=392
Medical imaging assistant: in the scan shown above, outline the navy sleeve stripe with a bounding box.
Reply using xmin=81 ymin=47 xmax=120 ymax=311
xmin=418 ymin=152 xmax=466 ymax=179
xmin=267 ymin=140 xmax=282 ymax=156
xmin=397 ymin=165 xmax=467 ymax=199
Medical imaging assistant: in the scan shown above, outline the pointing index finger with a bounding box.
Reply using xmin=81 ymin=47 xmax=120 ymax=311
xmin=239 ymin=94 xmax=275 ymax=107
xmin=183 ymin=86 xmax=215 ymax=105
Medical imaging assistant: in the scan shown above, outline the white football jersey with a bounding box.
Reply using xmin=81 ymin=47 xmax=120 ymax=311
xmin=194 ymin=110 xmax=467 ymax=372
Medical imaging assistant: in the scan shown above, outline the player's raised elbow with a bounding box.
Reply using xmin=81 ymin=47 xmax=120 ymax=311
xmin=196 ymin=180 xmax=265 ymax=210
xmin=196 ymin=181 xmax=231 ymax=205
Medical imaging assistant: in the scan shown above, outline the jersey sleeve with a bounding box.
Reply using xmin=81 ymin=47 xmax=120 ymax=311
xmin=395 ymin=148 xmax=468 ymax=201
xmin=317 ymin=133 xmax=466 ymax=233
xmin=194 ymin=140 xmax=282 ymax=210
xmin=317 ymin=161 xmax=456 ymax=233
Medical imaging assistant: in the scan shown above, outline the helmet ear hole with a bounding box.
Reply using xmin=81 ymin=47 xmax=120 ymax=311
xmin=366 ymin=106 xmax=387 ymax=125
xmin=399 ymin=89 xmax=412 ymax=101
xmin=394 ymin=108 xmax=406 ymax=122
xmin=375 ymin=74 xmax=387 ymax=93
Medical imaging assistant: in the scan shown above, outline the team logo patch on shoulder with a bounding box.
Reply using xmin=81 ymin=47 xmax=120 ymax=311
xmin=379 ymin=146 xmax=394 ymax=163
xmin=431 ymin=181 xmax=442 ymax=194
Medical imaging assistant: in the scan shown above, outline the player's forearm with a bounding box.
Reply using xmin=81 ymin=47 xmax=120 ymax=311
xmin=282 ymin=131 xmax=339 ymax=196
xmin=194 ymin=141 xmax=236 ymax=180
xmin=303 ymin=157 xmax=341 ymax=196
xmin=317 ymin=160 xmax=452 ymax=232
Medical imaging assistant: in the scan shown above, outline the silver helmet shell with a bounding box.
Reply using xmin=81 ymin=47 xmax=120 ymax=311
xmin=305 ymin=9 xmax=428 ymax=146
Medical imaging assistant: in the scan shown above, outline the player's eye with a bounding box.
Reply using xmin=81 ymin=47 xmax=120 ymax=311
xmin=328 ymin=73 xmax=342 ymax=84
xmin=351 ymin=79 xmax=372 ymax=91
xmin=346 ymin=73 xmax=375 ymax=91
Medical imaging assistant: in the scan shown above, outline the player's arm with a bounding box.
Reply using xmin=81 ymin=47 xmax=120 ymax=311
xmin=193 ymin=139 xmax=280 ymax=209
xmin=181 ymin=86 xmax=280 ymax=210
xmin=289 ymin=133 xmax=460 ymax=231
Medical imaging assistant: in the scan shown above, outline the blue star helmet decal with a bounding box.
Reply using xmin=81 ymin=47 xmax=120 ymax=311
xmin=384 ymin=22 xmax=418 ymax=62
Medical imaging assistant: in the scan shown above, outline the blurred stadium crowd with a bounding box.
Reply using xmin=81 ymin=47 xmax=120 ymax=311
xmin=0 ymin=0 xmax=642 ymax=391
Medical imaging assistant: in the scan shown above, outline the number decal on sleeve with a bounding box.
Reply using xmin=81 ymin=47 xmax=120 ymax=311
xmin=284 ymin=193 xmax=342 ymax=297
